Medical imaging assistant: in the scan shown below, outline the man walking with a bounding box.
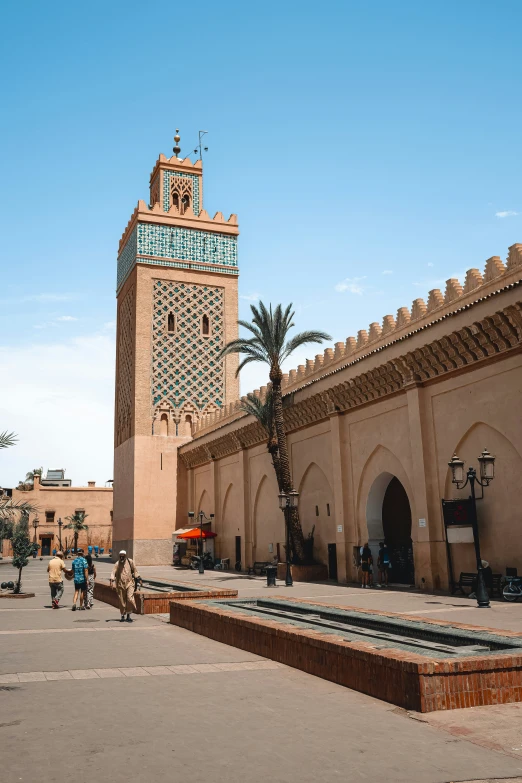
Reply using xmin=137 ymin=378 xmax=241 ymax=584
xmin=47 ymin=550 xmax=66 ymax=608
xmin=71 ymin=549 xmax=88 ymax=611
xmin=110 ymin=550 xmax=141 ymax=622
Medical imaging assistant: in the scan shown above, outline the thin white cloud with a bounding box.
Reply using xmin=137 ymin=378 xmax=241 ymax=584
xmin=0 ymin=292 xmax=76 ymax=305
xmin=382 ymin=270 xmax=393 ymax=275
xmin=495 ymin=210 xmax=518 ymax=218
xmin=239 ymin=292 xmax=260 ymax=302
xmin=427 ymin=262 xmax=434 ymax=267
xmin=335 ymin=276 xmax=366 ymax=295
xmin=33 ymin=315 xmax=78 ymax=329
xmin=103 ymin=320 xmax=116 ymax=330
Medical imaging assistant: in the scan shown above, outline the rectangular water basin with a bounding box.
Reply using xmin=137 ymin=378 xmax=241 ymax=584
xmin=94 ymin=578 xmax=237 ymax=614
xmin=169 ymin=596 xmax=522 ymax=712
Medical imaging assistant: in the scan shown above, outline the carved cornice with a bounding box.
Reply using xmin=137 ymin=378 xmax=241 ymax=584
xmin=180 ymin=300 xmax=522 ymax=468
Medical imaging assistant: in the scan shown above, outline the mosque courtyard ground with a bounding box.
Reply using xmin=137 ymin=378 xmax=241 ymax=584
xmin=2 ymin=559 xmax=522 ymax=783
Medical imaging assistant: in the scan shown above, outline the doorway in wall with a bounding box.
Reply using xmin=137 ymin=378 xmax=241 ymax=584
xmin=327 ymin=543 xmax=338 ymax=581
xmin=41 ymin=537 xmax=52 ymax=556
xmin=382 ymin=477 xmax=414 ymax=585
xmin=366 ymin=472 xmax=414 ymax=585
xmin=235 ymin=536 xmax=242 ymax=569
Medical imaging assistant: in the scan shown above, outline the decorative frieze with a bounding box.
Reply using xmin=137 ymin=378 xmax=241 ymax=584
xmin=181 ymin=297 xmax=522 ymax=467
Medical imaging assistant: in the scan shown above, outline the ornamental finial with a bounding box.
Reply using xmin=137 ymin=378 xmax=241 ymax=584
xmin=173 ymin=129 xmax=181 ymax=158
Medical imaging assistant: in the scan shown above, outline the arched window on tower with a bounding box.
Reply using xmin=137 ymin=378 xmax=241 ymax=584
xmin=184 ymin=414 xmax=193 ymax=436
xmin=202 ymin=314 xmax=210 ymax=337
xmin=172 ymin=192 xmax=180 ymax=211
xmin=160 ymin=413 xmax=168 ymax=437
xmin=167 ymin=312 xmax=175 ymax=333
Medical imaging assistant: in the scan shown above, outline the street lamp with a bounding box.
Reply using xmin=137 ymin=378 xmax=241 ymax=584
xmin=278 ymin=489 xmax=299 ymax=587
xmin=57 ymin=517 xmax=63 ymax=551
xmin=448 ymin=449 xmax=496 ymax=608
xmin=32 ymin=517 xmax=39 ymax=557
xmin=188 ymin=510 xmax=214 ymax=574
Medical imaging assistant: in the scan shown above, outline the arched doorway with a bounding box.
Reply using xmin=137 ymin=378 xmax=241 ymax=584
xmin=366 ymin=473 xmax=414 ymax=585
xmin=382 ymin=477 xmax=414 ymax=584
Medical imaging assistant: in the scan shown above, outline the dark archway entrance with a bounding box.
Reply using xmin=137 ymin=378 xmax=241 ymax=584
xmin=382 ymin=477 xmax=414 ymax=585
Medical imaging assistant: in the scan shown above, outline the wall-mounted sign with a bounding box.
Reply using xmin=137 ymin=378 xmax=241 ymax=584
xmin=337 ymin=525 xmax=343 ymax=533
xmin=442 ymin=499 xmax=472 ymax=527
xmin=418 ymin=518 xmax=426 ymax=528
xmin=447 ymin=526 xmax=474 ymax=544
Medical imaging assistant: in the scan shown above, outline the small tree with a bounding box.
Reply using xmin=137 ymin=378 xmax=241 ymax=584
xmin=11 ymin=520 xmax=38 ymax=593
xmin=65 ymin=512 xmax=89 ymax=553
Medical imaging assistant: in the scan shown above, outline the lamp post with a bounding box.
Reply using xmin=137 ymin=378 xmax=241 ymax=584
xmin=188 ymin=510 xmax=214 ymax=574
xmin=57 ymin=517 xmax=63 ymax=551
xmin=278 ymin=490 xmax=299 ymax=587
xmin=448 ymin=449 xmax=496 ymax=608
xmin=32 ymin=517 xmax=39 ymax=557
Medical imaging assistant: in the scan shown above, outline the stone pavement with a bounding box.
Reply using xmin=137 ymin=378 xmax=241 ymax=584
xmin=1 ymin=559 xmax=522 ymax=783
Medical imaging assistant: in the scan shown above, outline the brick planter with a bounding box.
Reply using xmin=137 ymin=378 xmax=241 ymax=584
xmin=94 ymin=579 xmax=237 ymax=614
xmin=0 ymin=593 xmax=35 ymax=599
xmin=276 ymin=563 xmax=328 ymax=582
xmin=169 ymin=597 xmax=522 ymax=712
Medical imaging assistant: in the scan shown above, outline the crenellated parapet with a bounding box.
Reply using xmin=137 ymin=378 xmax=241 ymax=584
xmin=118 ymin=199 xmax=239 ymax=254
xmin=192 ymin=244 xmax=522 ymax=439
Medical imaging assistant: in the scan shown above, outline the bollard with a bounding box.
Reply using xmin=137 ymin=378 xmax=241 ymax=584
xmin=266 ymin=565 xmax=277 ymax=588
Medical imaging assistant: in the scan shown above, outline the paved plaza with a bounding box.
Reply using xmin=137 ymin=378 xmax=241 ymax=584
xmin=1 ymin=559 xmax=522 ymax=783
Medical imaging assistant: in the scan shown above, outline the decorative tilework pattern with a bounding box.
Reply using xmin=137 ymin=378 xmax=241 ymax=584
xmin=152 ymin=280 xmax=225 ymax=413
xmin=163 ymin=171 xmax=200 ymax=215
xmin=138 ymin=223 xmax=237 ymax=267
xmin=117 ymin=227 xmax=138 ymax=290
xmin=116 ymin=224 xmax=239 ymax=292
xmin=116 ymin=285 xmax=135 ymax=446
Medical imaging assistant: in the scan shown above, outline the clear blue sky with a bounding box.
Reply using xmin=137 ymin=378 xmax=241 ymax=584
xmin=0 ymin=0 xmax=521 ymax=487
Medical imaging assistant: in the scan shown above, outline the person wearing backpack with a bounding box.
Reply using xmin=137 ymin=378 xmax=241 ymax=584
xmin=378 ymin=542 xmax=390 ymax=587
xmin=110 ymin=550 xmax=142 ymax=622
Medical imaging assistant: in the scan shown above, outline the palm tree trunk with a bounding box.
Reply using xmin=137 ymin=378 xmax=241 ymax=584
xmin=270 ymin=372 xmax=306 ymax=563
xmin=15 ymin=565 xmax=23 ymax=593
xmin=74 ymin=532 xmax=78 ymax=553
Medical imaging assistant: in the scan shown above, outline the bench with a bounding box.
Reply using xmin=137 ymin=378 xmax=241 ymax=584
xmin=248 ymin=561 xmax=272 ymax=576
xmin=454 ymin=571 xmax=502 ymax=597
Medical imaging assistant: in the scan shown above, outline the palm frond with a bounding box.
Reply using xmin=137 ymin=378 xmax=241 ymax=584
xmin=0 ymin=431 xmax=17 ymax=450
xmin=282 ymin=330 xmax=332 ymax=362
xmin=0 ymin=498 xmax=40 ymax=517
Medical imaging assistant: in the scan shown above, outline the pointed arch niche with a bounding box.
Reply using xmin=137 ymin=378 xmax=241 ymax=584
xmin=298 ymin=462 xmax=335 ymax=567
xmin=445 ymin=421 xmax=522 ymax=576
xmin=252 ymin=474 xmax=281 ymax=561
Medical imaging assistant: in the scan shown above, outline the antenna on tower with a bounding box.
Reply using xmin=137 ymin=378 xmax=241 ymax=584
xmin=173 ymin=129 xmax=181 ymax=158
xmin=194 ymin=130 xmax=208 ymax=162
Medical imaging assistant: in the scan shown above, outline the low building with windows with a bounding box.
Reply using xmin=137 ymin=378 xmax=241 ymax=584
xmin=8 ymin=473 xmax=113 ymax=556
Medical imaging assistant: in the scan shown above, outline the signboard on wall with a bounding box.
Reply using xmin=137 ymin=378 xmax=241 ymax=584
xmin=446 ymin=526 xmax=475 ymax=544
xmin=442 ymin=499 xmax=472 ymax=527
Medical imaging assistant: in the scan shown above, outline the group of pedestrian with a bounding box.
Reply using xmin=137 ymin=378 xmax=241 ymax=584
xmin=46 ymin=548 xmax=141 ymax=621
xmin=359 ymin=541 xmax=391 ymax=588
xmin=47 ymin=549 xmax=96 ymax=610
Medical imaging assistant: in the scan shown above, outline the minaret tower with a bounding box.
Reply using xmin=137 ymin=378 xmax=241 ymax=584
xmin=113 ymin=132 xmax=239 ymax=564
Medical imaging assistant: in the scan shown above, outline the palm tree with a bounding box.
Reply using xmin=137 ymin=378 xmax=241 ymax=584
xmin=0 ymin=431 xmax=17 ymax=450
xmin=220 ymin=302 xmax=331 ymax=562
xmin=65 ymin=512 xmax=89 ymax=553
xmin=0 ymin=433 xmax=39 ymax=520
xmin=24 ymin=467 xmax=43 ymax=484
xmin=241 ymin=390 xmax=282 ymax=490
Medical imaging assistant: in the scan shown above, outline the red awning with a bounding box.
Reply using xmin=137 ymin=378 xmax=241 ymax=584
xmin=177 ymin=528 xmax=217 ymax=540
